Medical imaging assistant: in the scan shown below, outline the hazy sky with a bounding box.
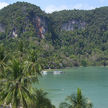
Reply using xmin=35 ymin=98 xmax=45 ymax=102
xmin=0 ymin=0 xmax=108 ymax=13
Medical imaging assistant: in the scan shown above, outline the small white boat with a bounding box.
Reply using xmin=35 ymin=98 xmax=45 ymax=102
xmin=41 ymin=71 xmax=47 ymax=75
xmin=53 ymin=71 xmax=63 ymax=75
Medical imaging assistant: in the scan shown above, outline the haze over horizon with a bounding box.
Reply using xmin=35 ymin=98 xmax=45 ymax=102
xmin=0 ymin=0 xmax=108 ymax=13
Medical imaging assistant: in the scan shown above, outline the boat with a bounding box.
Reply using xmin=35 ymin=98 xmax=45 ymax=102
xmin=53 ymin=71 xmax=63 ymax=75
xmin=41 ymin=71 xmax=47 ymax=75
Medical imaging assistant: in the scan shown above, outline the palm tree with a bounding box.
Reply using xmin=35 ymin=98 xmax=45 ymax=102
xmin=0 ymin=45 xmax=6 ymax=72
xmin=18 ymin=40 xmax=24 ymax=56
xmin=59 ymin=88 xmax=93 ymax=108
xmin=32 ymin=89 xmax=55 ymax=108
xmin=0 ymin=45 xmax=7 ymax=91
xmin=0 ymin=59 xmax=38 ymax=108
xmin=27 ymin=49 xmax=42 ymax=82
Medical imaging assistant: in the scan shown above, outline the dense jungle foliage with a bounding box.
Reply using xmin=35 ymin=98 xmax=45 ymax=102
xmin=0 ymin=2 xmax=108 ymax=68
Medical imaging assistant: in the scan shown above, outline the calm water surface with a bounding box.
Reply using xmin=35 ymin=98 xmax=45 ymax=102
xmin=34 ymin=67 xmax=108 ymax=108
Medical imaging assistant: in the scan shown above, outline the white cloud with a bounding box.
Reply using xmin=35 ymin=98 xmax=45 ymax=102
xmin=0 ymin=2 xmax=9 ymax=10
xmin=45 ymin=4 xmax=95 ymax=13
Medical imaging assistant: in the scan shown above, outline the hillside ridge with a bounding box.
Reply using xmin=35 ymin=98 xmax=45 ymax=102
xmin=0 ymin=2 xmax=108 ymax=68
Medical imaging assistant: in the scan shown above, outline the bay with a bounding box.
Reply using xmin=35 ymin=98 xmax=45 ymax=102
xmin=34 ymin=67 xmax=108 ymax=108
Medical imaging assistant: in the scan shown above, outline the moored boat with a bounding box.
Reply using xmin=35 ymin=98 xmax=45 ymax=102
xmin=41 ymin=71 xmax=47 ymax=75
xmin=53 ymin=71 xmax=63 ymax=75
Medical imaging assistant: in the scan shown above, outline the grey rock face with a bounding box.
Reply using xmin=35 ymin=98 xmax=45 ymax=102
xmin=3 ymin=16 xmax=48 ymax=39
xmin=61 ymin=20 xmax=86 ymax=31
xmin=0 ymin=24 xmax=5 ymax=32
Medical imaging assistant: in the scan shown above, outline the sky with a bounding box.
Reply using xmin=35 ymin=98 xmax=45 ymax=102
xmin=0 ymin=0 xmax=108 ymax=13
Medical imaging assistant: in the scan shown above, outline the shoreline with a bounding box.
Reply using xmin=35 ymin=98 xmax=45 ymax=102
xmin=42 ymin=65 xmax=108 ymax=72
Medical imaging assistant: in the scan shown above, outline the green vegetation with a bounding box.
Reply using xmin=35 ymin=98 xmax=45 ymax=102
xmin=0 ymin=42 xmax=92 ymax=108
xmin=0 ymin=44 xmax=55 ymax=108
xmin=0 ymin=2 xmax=108 ymax=68
xmin=35 ymin=89 xmax=55 ymax=108
xmin=0 ymin=2 xmax=106 ymax=107
xmin=59 ymin=88 xmax=93 ymax=108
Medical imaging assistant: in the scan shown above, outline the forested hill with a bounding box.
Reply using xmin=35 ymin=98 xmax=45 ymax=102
xmin=0 ymin=2 xmax=108 ymax=68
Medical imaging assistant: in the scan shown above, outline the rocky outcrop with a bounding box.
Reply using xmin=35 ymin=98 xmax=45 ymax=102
xmin=61 ymin=20 xmax=86 ymax=31
xmin=12 ymin=31 xmax=18 ymax=38
xmin=0 ymin=24 xmax=5 ymax=32
xmin=0 ymin=16 xmax=48 ymax=39
xmin=0 ymin=2 xmax=50 ymax=39
xmin=32 ymin=16 xmax=48 ymax=39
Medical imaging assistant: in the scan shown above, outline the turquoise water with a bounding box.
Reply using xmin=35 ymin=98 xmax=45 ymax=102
xmin=34 ymin=67 xmax=108 ymax=108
